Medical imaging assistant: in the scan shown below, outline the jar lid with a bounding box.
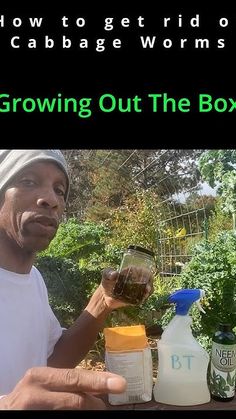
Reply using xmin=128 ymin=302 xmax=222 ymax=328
xmin=128 ymin=245 xmax=154 ymax=257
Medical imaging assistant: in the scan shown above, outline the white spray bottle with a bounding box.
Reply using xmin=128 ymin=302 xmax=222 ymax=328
xmin=153 ymin=289 xmax=210 ymax=406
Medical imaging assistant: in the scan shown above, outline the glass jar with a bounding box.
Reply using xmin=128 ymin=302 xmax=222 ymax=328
xmin=112 ymin=245 xmax=156 ymax=305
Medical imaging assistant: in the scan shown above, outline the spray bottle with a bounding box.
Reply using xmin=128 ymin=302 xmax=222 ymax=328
xmin=153 ymin=289 xmax=210 ymax=406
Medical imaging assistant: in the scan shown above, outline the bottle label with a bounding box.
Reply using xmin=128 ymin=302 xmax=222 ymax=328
xmin=210 ymin=365 xmax=236 ymax=398
xmin=211 ymin=343 xmax=236 ymax=372
xmin=210 ymin=343 xmax=236 ymax=399
xmin=105 ymin=348 xmax=153 ymax=405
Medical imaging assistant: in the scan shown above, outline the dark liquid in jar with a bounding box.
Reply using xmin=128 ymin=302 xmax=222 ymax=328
xmin=112 ymin=271 xmax=147 ymax=304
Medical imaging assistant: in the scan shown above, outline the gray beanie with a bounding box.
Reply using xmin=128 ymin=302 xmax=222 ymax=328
xmin=0 ymin=149 xmax=70 ymax=201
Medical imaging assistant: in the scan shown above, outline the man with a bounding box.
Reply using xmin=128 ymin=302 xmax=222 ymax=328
xmin=0 ymin=150 xmax=152 ymax=410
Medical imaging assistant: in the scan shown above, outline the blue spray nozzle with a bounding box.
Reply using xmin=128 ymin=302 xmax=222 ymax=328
xmin=168 ymin=289 xmax=205 ymax=315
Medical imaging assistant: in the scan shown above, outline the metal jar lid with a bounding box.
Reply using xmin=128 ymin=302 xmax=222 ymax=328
xmin=127 ymin=245 xmax=154 ymax=257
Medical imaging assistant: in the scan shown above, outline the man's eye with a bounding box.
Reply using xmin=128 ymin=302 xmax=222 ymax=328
xmin=20 ymin=179 xmax=35 ymax=186
xmin=55 ymin=187 xmax=66 ymax=197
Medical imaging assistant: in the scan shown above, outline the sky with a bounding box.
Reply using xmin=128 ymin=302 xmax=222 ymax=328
xmin=200 ymin=182 xmax=216 ymax=196
xmin=172 ymin=181 xmax=217 ymax=204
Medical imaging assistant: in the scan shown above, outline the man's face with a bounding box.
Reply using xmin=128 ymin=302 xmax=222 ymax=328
xmin=0 ymin=161 xmax=67 ymax=253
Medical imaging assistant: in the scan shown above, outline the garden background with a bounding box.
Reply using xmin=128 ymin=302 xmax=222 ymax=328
xmin=36 ymin=149 xmax=236 ymax=369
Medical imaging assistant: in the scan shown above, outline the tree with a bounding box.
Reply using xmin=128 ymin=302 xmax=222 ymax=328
xmin=62 ymin=150 xmax=97 ymax=220
xmin=107 ymin=189 xmax=161 ymax=256
xmin=62 ymin=150 xmax=136 ymax=221
xmin=118 ymin=149 xmax=203 ymax=197
xmin=198 ymin=150 xmax=236 ymax=189
xmin=62 ymin=149 xmax=203 ymax=223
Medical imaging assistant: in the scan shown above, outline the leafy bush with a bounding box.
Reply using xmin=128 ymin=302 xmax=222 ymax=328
xmin=36 ymin=256 xmax=101 ymax=328
xmin=40 ymin=218 xmax=109 ymax=262
xmin=36 ymin=219 xmax=110 ymax=327
xmin=207 ymin=198 xmax=232 ymax=240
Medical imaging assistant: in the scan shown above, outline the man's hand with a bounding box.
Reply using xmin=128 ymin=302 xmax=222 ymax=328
xmin=100 ymin=268 xmax=154 ymax=310
xmin=0 ymin=367 xmax=127 ymax=410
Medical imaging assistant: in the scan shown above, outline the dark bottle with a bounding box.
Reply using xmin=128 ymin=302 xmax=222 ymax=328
xmin=112 ymin=245 xmax=156 ymax=305
xmin=210 ymin=323 xmax=236 ymax=402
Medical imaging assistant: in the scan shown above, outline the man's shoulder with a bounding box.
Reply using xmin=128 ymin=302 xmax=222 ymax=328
xmin=32 ymin=265 xmax=43 ymax=277
xmin=31 ymin=265 xmax=47 ymax=286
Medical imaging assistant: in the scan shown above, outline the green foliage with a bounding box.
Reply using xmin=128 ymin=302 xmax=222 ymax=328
xmin=40 ymin=218 xmax=108 ymax=263
xmin=208 ymin=198 xmax=232 ymax=240
xmin=176 ymin=231 xmax=236 ymax=341
xmin=36 ymin=256 xmax=100 ymax=328
xmin=37 ymin=219 xmax=110 ymax=327
xmin=220 ymin=171 xmax=236 ymax=229
xmin=198 ymin=150 xmax=236 ymax=189
xmin=108 ymin=190 xmax=160 ymax=256
xmin=199 ymin=150 xmax=236 ymax=229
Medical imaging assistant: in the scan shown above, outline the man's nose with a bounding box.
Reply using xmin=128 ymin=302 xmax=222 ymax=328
xmin=36 ymin=188 xmax=59 ymax=208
